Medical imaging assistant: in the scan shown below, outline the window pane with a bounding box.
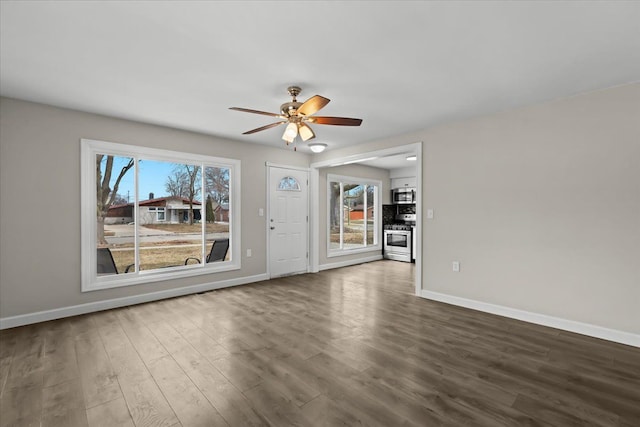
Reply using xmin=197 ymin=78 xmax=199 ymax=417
xmin=96 ymin=154 xmax=135 ymax=275
xmin=138 ymin=160 xmax=203 ymax=270
xmin=366 ymin=185 xmax=375 ymax=245
xmin=343 ymin=184 xmax=365 ymax=249
xmin=327 ymin=175 xmax=380 ymax=254
xmin=329 ymin=182 xmax=341 ymax=249
xmin=278 ymin=176 xmax=301 ymax=191
xmin=205 ymin=166 xmax=231 ymax=262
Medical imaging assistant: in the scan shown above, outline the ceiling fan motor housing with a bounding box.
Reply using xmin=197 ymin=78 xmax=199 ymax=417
xmin=280 ymin=101 xmax=302 ymax=117
xmin=282 ymin=86 xmax=303 ymax=117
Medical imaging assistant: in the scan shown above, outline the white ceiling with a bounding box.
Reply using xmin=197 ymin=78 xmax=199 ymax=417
xmin=1 ymin=1 xmax=639 ymax=155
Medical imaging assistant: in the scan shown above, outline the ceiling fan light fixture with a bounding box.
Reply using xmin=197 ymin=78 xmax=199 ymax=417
xmin=298 ymin=123 xmax=315 ymax=141
xmin=406 ymin=155 xmax=417 ymax=161
xmin=284 ymin=122 xmax=298 ymax=139
xmin=282 ymin=133 xmax=295 ymax=144
xmin=308 ymin=143 xmax=327 ymax=153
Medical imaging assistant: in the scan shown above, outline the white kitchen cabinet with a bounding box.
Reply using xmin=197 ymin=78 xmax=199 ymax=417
xmin=391 ymin=176 xmax=417 ymax=188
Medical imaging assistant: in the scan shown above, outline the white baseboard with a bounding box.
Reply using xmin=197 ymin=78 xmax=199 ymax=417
xmin=0 ymin=273 xmax=269 ymax=330
xmin=319 ymin=254 xmax=383 ymax=271
xmin=421 ymin=290 xmax=639 ymax=348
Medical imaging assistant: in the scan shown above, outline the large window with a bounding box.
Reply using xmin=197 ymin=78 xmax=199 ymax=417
xmin=81 ymin=139 xmax=240 ymax=291
xmin=327 ymin=174 xmax=380 ymax=256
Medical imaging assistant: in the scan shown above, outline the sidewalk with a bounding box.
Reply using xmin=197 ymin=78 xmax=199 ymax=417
xmin=105 ymin=224 xmax=175 ymax=237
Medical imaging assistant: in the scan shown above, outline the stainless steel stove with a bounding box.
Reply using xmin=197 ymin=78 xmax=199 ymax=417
xmin=383 ymin=223 xmax=412 ymax=262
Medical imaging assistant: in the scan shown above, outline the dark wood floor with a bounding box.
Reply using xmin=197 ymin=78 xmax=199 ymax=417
xmin=1 ymin=260 xmax=638 ymax=426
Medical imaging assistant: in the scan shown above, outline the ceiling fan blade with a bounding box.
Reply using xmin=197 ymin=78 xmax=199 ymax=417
xmin=242 ymin=121 xmax=285 ymax=135
xmin=309 ymin=116 xmax=363 ymax=126
xmin=230 ymin=107 xmax=283 ymax=118
xmin=297 ymin=95 xmax=330 ymax=117
xmin=298 ymin=123 xmax=316 ymax=141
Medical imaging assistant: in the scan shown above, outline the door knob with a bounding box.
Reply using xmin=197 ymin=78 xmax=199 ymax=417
xmin=270 ymin=226 xmax=275 ymax=230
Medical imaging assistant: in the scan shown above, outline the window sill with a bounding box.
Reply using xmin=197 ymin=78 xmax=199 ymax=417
xmin=82 ymin=261 xmax=241 ymax=292
xmin=327 ymin=246 xmax=381 ymax=258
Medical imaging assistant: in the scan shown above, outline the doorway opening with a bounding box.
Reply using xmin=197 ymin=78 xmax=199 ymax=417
xmin=309 ymin=142 xmax=423 ymax=296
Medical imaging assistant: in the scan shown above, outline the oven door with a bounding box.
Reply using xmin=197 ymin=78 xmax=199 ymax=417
xmin=384 ymin=230 xmax=411 ymax=261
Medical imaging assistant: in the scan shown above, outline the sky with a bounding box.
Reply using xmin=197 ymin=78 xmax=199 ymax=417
xmin=104 ymin=156 xmax=230 ymax=204
xmin=107 ymin=157 xmax=178 ymax=203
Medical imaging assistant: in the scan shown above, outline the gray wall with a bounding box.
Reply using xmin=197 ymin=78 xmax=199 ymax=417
xmin=315 ymin=83 xmax=640 ymax=334
xmin=0 ymin=98 xmax=309 ymax=318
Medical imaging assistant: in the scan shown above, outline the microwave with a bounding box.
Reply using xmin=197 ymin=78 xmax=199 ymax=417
xmin=392 ymin=187 xmax=416 ymax=204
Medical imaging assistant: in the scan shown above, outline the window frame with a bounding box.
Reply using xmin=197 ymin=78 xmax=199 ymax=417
xmin=326 ymin=173 xmax=381 ymax=258
xmin=81 ymin=138 xmax=241 ymax=292
xmin=156 ymin=207 xmax=166 ymax=222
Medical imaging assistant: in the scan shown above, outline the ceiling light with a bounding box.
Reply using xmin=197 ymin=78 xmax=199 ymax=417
xmin=308 ymin=143 xmax=327 ymax=153
xmin=406 ymin=155 xmax=417 ymax=161
xmin=283 ymin=122 xmax=298 ymax=139
xmin=282 ymin=123 xmax=296 ymax=144
xmin=298 ymin=123 xmax=315 ymax=141
xmin=282 ymin=133 xmax=295 ymax=144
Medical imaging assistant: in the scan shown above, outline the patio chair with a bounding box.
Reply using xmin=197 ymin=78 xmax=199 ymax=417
xmin=97 ymin=247 xmax=134 ymax=274
xmin=185 ymin=239 xmax=229 ymax=265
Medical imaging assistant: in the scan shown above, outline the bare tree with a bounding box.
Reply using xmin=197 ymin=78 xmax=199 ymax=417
xmin=185 ymin=165 xmax=201 ymax=225
xmin=206 ymin=195 xmax=215 ymax=223
xmin=167 ymin=164 xmax=201 ymax=225
xmin=205 ymin=167 xmax=229 ymax=205
xmin=330 ymin=182 xmax=341 ymax=228
xmin=365 ymin=185 xmax=375 ymax=220
xmin=113 ymin=193 xmax=128 ymax=205
xmin=349 ymin=185 xmax=365 ymax=207
xmin=96 ymin=155 xmax=134 ymax=244
xmin=165 ymin=170 xmax=187 ymax=198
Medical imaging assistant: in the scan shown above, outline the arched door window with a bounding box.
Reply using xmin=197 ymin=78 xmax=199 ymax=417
xmin=277 ymin=176 xmax=301 ymax=191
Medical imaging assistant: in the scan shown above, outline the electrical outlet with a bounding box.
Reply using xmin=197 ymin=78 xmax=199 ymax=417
xmin=247 ymin=249 xmax=252 ymax=257
xmin=452 ymin=261 xmax=460 ymax=272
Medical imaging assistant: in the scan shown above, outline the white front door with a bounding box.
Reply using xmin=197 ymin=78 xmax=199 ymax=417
xmin=268 ymin=166 xmax=309 ymax=278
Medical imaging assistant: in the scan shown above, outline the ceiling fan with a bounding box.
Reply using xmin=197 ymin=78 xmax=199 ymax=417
xmin=230 ymin=86 xmax=362 ymax=149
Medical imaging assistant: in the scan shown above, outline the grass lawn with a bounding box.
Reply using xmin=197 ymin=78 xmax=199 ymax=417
xmin=104 ymin=239 xmax=202 ymax=249
xmin=104 ymin=222 xmax=230 ymax=272
xmin=330 ymin=232 xmax=375 ymax=244
xmin=110 ymin=243 xmax=227 ymax=272
xmin=330 ymin=225 xmax=376 ymax=244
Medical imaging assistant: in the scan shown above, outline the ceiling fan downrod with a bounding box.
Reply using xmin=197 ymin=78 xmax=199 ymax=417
xmin=281 ymin=86 xmax=303 ymax=117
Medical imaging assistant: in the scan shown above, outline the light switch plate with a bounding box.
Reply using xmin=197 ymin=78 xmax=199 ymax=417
xmin=427 ymin=209 xmax=434 ymax=219
xmin=452 ymin=261 xmax=460 ymax=272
